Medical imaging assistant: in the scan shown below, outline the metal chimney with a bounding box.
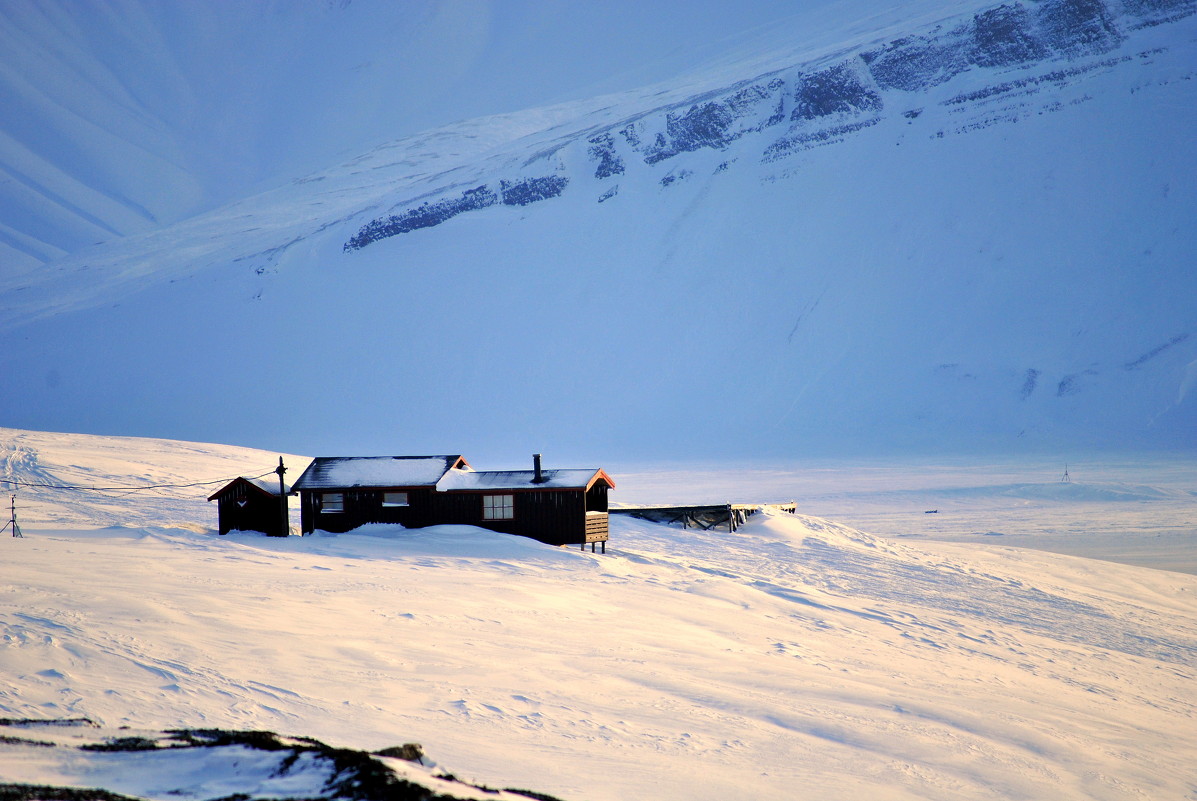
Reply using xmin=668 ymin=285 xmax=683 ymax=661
xmin=533 ymin=453 xmax=545 ymax=484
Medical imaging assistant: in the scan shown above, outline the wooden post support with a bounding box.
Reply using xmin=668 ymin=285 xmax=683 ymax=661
xmin=276 ymin=457 xmax=288 ymax=537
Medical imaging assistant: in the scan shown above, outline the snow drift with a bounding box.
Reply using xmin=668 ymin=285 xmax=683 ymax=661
xmin=2 ymin=428 xmax=1197 ymax=800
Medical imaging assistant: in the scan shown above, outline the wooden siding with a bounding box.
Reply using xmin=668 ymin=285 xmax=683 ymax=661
xmin=584 ymin=512 xmax=609 ymax=542
xmin=301 ymin=487 xmax=437 ymax=533
xmin=431 ymin=488 xmax=601 ymax=547
xmin=213 ymin=480 xmax=287 ymax=537
xmin=299 ymin=481 xmax=613 ymax=547
xmin=585 ymin=483 xmax=609 ymax=513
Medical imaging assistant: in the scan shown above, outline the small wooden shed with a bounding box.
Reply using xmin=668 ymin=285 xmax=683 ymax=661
xmin=207 ymin=476 xmax=290 ymax=537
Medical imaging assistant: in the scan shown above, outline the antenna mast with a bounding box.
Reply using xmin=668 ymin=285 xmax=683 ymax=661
xmin=1060 ymin=463 xmax=1071 ymax=483
xmin=1 ymin=495 xmax=22 ymax=537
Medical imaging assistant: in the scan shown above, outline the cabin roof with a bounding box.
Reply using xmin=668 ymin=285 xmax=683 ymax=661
xmin=206 ymin=475 xmax=290 ymax=502
xmin=292 ymin=455 xmax=471 ymax=490
xmin=436 ymin=467 xmax=615 ymax=492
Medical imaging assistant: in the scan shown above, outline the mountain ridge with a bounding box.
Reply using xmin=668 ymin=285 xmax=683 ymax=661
xmin=0 ymin=0 xmax=1193 ymax=461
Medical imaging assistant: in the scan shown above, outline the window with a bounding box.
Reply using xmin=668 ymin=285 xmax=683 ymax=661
xmin=382 ymin=491 xmax=409 ymax=507
xmin=321 ymin=492 xmax=344 ymax=513
xmin=482 ymin=494 xmax=514 ymax=520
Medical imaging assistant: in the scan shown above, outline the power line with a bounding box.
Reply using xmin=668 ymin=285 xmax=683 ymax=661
xmin=0 ymin=468 xmax=278 ymax=493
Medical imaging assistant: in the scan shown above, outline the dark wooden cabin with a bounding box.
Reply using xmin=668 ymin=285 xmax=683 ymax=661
xmin=207 ymin=476 xmax=290 ymax=537
xmin=291 ymin=454 xmax=615 ymax=549
xmin=292 ymin=455 xmax=471 ymax=534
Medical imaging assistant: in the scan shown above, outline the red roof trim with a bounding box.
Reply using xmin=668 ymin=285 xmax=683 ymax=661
xmin=587 ymin=469 xmax=616 ymax=491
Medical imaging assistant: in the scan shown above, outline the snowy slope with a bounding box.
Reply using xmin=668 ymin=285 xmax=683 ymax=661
xmin=3 ymin=429 xmax=1197 ymax=800
xmin=0 ymin=426 xmax=308 ymax=530
xmin=0 ymin=0 xmax=811 ymax=276
xmin=0 ymin=0 xmax=1194 ymax=461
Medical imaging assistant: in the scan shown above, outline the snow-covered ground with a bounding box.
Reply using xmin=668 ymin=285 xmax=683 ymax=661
xmin=613 ymin=456 xmax=1197 ymax=574
xmin=3 ymin=429 xmax=1195 ymax=800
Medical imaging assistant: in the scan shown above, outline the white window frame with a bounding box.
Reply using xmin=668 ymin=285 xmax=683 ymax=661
xmin=381 ymin=491 xmax=409 ymax=507
xmin=482 ymin=494 xmax=514 ymax=520
xmin=321 ymin=492 xmax=344 ymax=513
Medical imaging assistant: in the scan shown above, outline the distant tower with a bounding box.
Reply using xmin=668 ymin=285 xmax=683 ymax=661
xmin=1060 ymin=463 xmax=1071 ymax=483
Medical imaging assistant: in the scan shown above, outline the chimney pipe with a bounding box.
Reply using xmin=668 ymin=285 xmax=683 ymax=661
xmin=533 ymin=453 xmax=544 ymax=484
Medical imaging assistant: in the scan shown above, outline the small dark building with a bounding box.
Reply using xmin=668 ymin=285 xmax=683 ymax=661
xmin=207 ymin=476 xmax=290 ymax=537
xmin=292 ymin=455 xmax=472 ymax=534
xmin=291 ymin=454 xmax=615 ymax=549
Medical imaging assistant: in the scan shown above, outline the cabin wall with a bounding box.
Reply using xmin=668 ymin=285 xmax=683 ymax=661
xmin=585 ymin=483 xmax=608 ymax=512
xmin=301 ymin=488 xmax=436 ymax=533
xmin=216 ymin=483 xmax=286 ymax=537
xmin=298 ymin=484 xmax=612 ymax=546
xmin=433 ymin=489 xmax=593 ymax=546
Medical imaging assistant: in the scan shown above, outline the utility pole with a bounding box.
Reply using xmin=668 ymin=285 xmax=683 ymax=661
xmin=2 ymin=495 xmax=22 ymax=537
xmin=276 ymin=457 xmax=289 ymax=537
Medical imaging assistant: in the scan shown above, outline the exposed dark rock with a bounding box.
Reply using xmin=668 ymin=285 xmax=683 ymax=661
xmin=2 ymin=724 xmax=565 ymax=801
xmin=763 ymin=118 xmax=881 ymax=161
xmin=1020 ymin=368 xmax=1040 ymax=399
xmin=344 ymin=0 xmax=1179 ymax=250
xmin=726 ymin=78 xmax=787 ymax=127
xmin=0 ymin=785 xmax=142 ymax=801
xmin=1122 ymin=0 xmax=1195 ymax=12
xmin=971 ymin=4 xmax=1050 ymax=66
xmin=344 ymin=174 xmax=568 ymax=250
xmin=862 ymin=29 xmax=971 ymax=92
xmin=1033 ymin=0 xmax=1123 ymax=59
xmin=632 ymin=79 xmax=786 ymax=165
xmin=942 ymin=55 xmax=1129 ymax=105
xmin=500 ymin=176 xmax=569 ymax=206
xmin=862 ymin=5 xmax=1053 ymax=93
xmin=1124 ymin=333 xmax=1190 ymax=369
xmin=1120 ymin=0 xmax=1196 ymax=27
xmin=587 ymin=133 xmax=624 ymax=178
xmin=645 ymin=102 xmax=736 ymax=164
xmin=345 ymin=185 xmax=497 ymax=250
xmin=659 ymin=170 xmax=692 ymax=187
xmin=792 ymin=64 xmax=883 ymax=120
xmin=619 ymin=122 xmax=642 ymax=148
xmin=79 ymin=736 xmax=161 ymax=752
xmin=374 ymin=743 xmax=425 ymax=763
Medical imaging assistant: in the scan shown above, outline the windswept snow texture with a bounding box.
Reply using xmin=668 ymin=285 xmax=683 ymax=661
xmin=0 ymin=0 xmax=1194 ymax=460
xmin=2 ymin=430 xmax=1197 ymax=801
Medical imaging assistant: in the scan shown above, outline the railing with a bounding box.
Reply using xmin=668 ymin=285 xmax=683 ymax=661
xmin=584 ymin=511 xmax=609 ymax=541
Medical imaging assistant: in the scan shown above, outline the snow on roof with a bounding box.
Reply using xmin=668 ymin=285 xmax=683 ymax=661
xmin=245 ymin=475 xmax=289 ymax=495
xmin=292 ymin=456 xmax=469 ymax=490
xmin=436 ymin=468 xmax=613 ymax=492
xmin=206 ymin=475 xmax=289 ymax=501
